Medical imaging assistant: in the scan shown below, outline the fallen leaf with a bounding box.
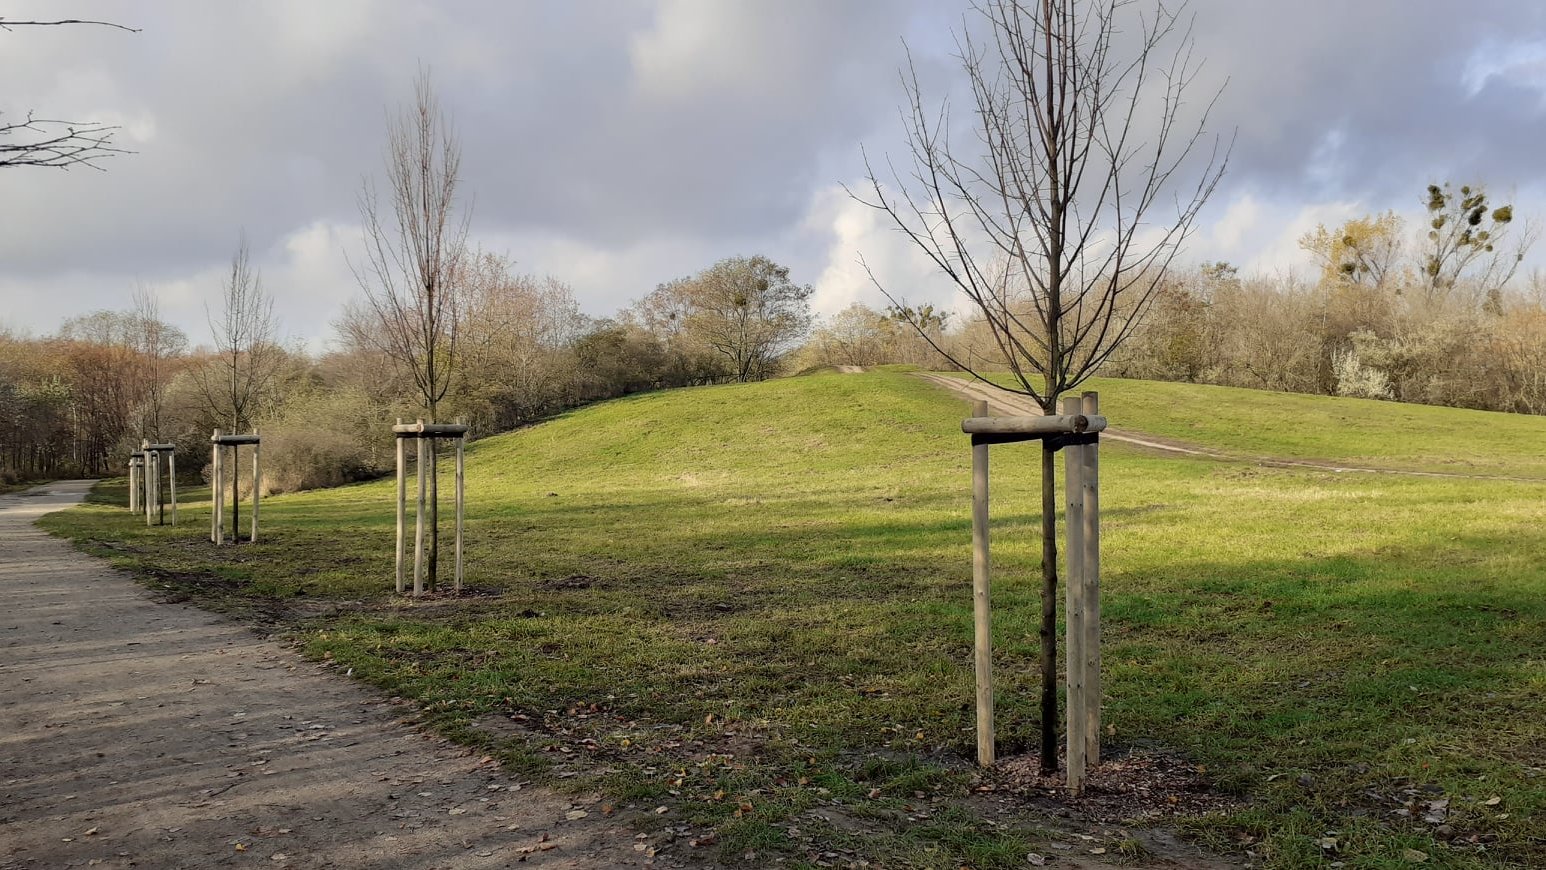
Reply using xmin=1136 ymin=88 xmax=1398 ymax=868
xmin=1027 ymin=853 xmax=1047 ymax=866
xmin=1484 ymin=796 xmax=1502 ymax=806
xmin=1402 ymin=848 xmax=1429 ymax=863
xmin=565 ymin=810 xmax=588 ymax=821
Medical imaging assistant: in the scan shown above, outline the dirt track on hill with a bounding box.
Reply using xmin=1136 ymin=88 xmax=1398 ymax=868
xmin=917 ymin=372 xmax=1546 ymax=484
xmin=0 ymin=481 xmax=677 ymax=870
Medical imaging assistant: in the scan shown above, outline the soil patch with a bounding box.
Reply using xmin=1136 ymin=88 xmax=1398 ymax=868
xmin=992 ymin=748 xmax=1242 ymax=825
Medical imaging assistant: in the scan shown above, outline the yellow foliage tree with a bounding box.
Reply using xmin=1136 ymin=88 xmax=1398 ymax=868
xmin=1299 ymin=211 xmax=1405 ymax=290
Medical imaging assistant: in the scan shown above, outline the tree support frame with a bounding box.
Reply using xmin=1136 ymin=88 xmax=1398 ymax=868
xmin=965 ymin=393 xmax=1103 ymax=795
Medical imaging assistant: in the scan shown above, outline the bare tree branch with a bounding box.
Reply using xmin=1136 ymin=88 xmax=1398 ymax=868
xmin=1 ymin=17 xmax=139 ymax=169
xmin=0 ymin=112 xmax=129 ymax=169
xmin=0 ymin=18 xmax=140 ymax=32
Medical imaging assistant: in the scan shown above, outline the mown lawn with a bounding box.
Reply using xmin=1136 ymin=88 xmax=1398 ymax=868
xmin=43 ymin=369 xmax=1546 ymax=869
xmin=963 ymin=372 xmax=1546 ymax=478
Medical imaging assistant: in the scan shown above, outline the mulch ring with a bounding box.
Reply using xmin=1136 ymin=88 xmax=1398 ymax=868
xmin=989 ymin=747 xmax=1242 ymax=823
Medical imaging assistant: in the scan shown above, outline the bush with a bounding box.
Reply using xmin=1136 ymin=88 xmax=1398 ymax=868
xmin=256 ymin=387 xmax=389 ymax=495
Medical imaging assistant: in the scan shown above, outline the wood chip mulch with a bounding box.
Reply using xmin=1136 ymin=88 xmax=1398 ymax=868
xmin=991 ymin=748 xmax=1242 ymax=824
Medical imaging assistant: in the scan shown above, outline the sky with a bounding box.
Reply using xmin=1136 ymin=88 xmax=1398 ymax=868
xmin=4 ymin=0 xmax=1546 ymax=350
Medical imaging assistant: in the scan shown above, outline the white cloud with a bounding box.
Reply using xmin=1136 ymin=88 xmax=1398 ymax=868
xmin=629 ymin=0 xmax=740 ymax=102
xmin=474 ymin=228 xmax=719 ymax=316
xmin=1204 ymin=193 xmax=1263 ymax=254
xmin=802 ymin=184 xmax=956 ymax=319
xmin=1243 ymin=200 xmax=1363 ymax=276
xmin=263 ymin=221 xmax=363 ymax=352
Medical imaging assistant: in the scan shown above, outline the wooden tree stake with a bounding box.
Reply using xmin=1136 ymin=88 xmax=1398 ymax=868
xmin=1081 ymin=391 xmax=1102 ymax=766
xmin=144 ymin=443 xmax=154 ymax=527
xmin=455 ymin=430 xmax=465 ymax=595
xmin=211 ymin=431 xmax=222 ymax=543
xmin=1062 ymin=396 xmax=1087 ymax=793
xmin=395 ymin=419 xmax=406 ymax=595
xmin=970 ymin=399 xmax=995 ymax=767
xmin=251 ymin=430 xmax=260 ymax=543
xmin=414 ymin=423 xmax=427 ymax=597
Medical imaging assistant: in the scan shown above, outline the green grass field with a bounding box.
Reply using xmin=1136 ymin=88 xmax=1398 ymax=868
xmin=43 ymin=370 xmax=1546 ymax=869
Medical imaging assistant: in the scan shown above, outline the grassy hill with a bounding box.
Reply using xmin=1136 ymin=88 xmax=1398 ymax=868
xmin=47 ymin=370 xmax=1546 ymax=869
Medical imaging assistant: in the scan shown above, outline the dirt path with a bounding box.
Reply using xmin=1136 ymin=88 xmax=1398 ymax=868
xmin=0 ymin=481 xmax=681 ymax=870
xmin=917 ymin=372 xmax=1546 ymax=484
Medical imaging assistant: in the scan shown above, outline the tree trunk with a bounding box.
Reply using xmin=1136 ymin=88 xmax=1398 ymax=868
xmin=231 ymin=450 xmax=240 ymax=543
xmin=428 ymin=440 xmax=439 ymax=591
xmin=1040 ymin=438 xmax=1059 ymax=773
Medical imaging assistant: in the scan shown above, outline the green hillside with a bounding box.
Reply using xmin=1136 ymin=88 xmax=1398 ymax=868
xmin=46 ymin=370 xmax=1546 ymax=869
xmin=956 ymin=370 xmax=1546 ymax=477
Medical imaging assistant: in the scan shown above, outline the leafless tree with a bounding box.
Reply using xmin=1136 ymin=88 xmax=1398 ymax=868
xmin=197 ymin=236 xmax=280 ymax=540
xmin=856 ymin=0 xmax=1229 ymax=770
xmin=129 ymin=283 xmax=186 ymax=441
xmin=351 ymin=69 xmax=469 ymax=589
xmin=201 ymin=237 xmax=279 ymax=432
xmin=0 ymin=17 xmax=138 ymax=170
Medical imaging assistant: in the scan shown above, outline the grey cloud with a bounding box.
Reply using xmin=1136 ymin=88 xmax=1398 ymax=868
xmin=1188 ymin=0 xmax=1546 ymax=203
xmin=4 ymin=0 xmax=1546 ymax=344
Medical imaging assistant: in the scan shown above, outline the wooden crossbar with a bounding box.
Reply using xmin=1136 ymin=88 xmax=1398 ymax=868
xmin=961 ymin=414 xmax=1107 ymax=437
xmin=392 ymin=422 xmax=470 ymax=437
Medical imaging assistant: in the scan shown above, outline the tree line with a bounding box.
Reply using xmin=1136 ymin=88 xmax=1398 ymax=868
xmin=13 ymin=181 xmax=1540 ymax=492
xmin=0 ymin=248 xmax=818 ymax=488
xmin=1104 ymin=183 xmax=1546 ymax=414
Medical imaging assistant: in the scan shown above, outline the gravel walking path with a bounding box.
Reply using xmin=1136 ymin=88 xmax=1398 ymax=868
xmin=0 ymin=481 xmax=676 ymax=869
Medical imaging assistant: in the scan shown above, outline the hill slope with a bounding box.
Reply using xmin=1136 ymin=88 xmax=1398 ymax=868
xmin=46 ymin=370 xmax=1546 ymax=869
